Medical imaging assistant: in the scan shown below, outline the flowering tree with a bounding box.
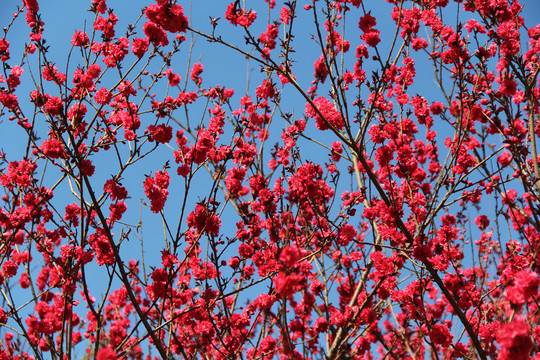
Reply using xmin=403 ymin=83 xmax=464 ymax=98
xmin=0 ymin=0 xmax=539 ymax=359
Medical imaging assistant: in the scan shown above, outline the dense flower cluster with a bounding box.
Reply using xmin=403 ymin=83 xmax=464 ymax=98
xmin=304 ymin=97 xmax=344 ymax=130
xmin=143 ymin=170 xmax=170 ymax=213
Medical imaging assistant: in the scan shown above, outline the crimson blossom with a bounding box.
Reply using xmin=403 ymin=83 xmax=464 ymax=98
xmin=0 ymin=0 xmax=539 ymax=359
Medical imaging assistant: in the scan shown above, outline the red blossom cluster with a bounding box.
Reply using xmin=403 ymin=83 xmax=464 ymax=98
xmin=305 ymin=96 xmax=344 ymax=130
xmin=143 ymin=170 xmax=170 ymax=213
xmin=225 ymin=3 xmax=257 ymax=27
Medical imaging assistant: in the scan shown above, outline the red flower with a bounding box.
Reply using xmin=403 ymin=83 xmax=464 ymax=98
xmin=474 ymin=215 xmax=490 ymax=230
xmin=225 ymin=166 xmax=249 ymax=199
xmin=255 ymin=79 xmax=275 ymax=99
xmin=0 ymin=160 xmax=38 ymax=190
xmin=165 ymin=69 xmax=180 ymax=86
xmin=396 ymin=93 xmax=409 ymax=105
xmin=143 ymin=21 xmax=169 ymax=47
xmin=280 ymin=7 xmax=290 ymax=24
xmin=359 ymin=13 xmax=377 ymax=32
xmin=94 ymin=87 xmax=112 ymax=105
xmin=80 ymin=159 xmax=95 ymax=177
xmin=109 ymin=201 xmax=127 ymax=222
xmin=103 ymin=179 xmax=128 ymax=200
xmin=64 ymin=203 xmax=81 ymax=226
xmin=305 ymin=97 xmax=344 ymax=130
xmin=0 ymin=91 xmax=18 ymax=110
xmin=272 ymin=271 xmax=300 ymax=298
xmin=412 ymin=37 xmax=428 ymax=51
xmin=191 ymin=128 xmax=214 ymax=164
xmin=313 ymin=55 xmax=328 ymax=83
xmin=71 ymin=31 xmax=89 ymax=46
xmin=143 ymin=170 xmax=170 ymax=213
xmin=42 ymin=65 xmax=66 ymax=84
xmin=23 ymin=0 xmax=39 ymax=13
xmin=359 ymin=13 xmax=380 ymax=47
xmin=2 ymin=260 xmax=18 ymax=278
xmin=497 ymin=151 xmax=512 ymax=167
xmin=96 ymin=345 xmax=117 ymax=360
xmin=0 ymin=38 xmax=10 ymax=62
xmin=225 ymin=3 xmax=257 ymax=27
xmin=429 ymin=323 xmax=453 ymax=347
xmin=191 ymin=62 xmax=204 ymax=86
xmin=337 ymin=224 xmax=356 ymax=246
xmin=91 ymin=0 xmax=107 ymax=14
xmin=331 ymin=141 xmax=343 ymax=162
xmin=145 ymin=3 xmax=188 ymax=33
xmin=147 ymin=124 xmax=173 ymax=144
xmin=131 ymin=37 xmax=149 ymax=58
xmin=499 ymin=79 xmax=517 ymax=96
xmin=505 ymin=270 xmax=540 ymax=305
xmin=280 ymin=245 xmax=300 ymax=267
xmin=496 ymin=316 xmax=533 ymax=360
xmin=314 ymin=317 xmax=328 ymax=333
xmin=7 ymin=66 xmax=23 ymax=88
xmin=186 ymin=203 xmax=221 ymax=235
xmin=259 ymin=336 xmax=276 ymax=355
xmin=44 ymin=96 xmax=63 ymax=116
xmin=430 ymin=102 xmax=444 ymax=115
xmin=0 ymin=308 xmax=7 ymax=325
